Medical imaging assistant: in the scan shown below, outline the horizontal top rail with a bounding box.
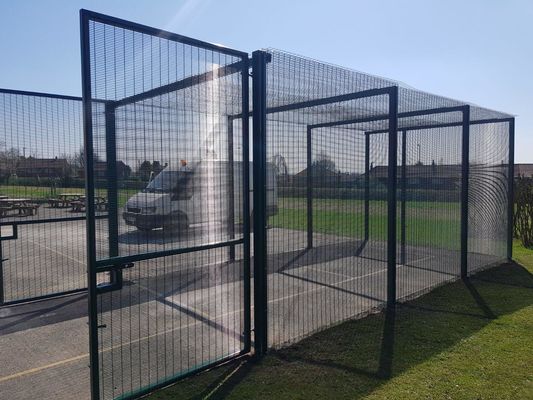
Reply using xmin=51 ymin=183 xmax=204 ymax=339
xmin=81 ymin=9 xmax=249 ymax=59
xmin=0 ymin=88 xmax=81 ymax=101
xmin=365 ymin=116 xmax=513 ymax=135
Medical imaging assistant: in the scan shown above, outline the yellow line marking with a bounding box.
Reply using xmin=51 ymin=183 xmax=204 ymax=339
xmin=203 ymin=361 xmax=244 ymax=399
xmin=0 ymin=261 xmax=401 ymax=383
xmin=0 ymin=306 xmax=242 ymax=383
xmin=0 ymin=353 xmax=88 ymax=383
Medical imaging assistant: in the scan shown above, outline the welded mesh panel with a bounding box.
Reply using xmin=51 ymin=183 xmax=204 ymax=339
xmin=397 ymin=124 xmax=462 ymax=301
xmin=263 ymin=49 xmax=512 ymax=128
xmin=0 ymin=91 xmax=86 ymax=303
xmin=264 ymin=50 xmax=391 ymax=347
xmin=468 ymin=122 xmax=509 ymax=272
xmin=97 ymin=246 xmax=246 ymax=399
xmin=85 ymin=16 xmax=248 ymax=399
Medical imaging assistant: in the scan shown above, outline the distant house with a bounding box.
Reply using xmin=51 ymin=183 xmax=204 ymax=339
xmin=93 ymin=161 xmax=131 ymax=180
xmin=16 ymin=157 xmax=70 ymax=178
xmin=515 ymin=163 xmax=533 ymax=178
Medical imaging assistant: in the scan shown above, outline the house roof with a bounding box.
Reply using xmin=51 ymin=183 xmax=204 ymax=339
xmin=368 ymin=164 xmax=463 ymax=179
xmin=17 ymin=157 xmax=69 ymax=169
xmin=515 ymin=163 xmax=533 ymax=178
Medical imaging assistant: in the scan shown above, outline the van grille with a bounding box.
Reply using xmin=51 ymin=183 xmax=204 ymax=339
xmin=127 ymin=207 xmax=141 ymax=214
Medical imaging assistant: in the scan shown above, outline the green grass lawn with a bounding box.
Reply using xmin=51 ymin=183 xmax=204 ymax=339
xmin=148 ymin=241 xmax=533 ymax=400
xmin=270 ymin=197 xmax=460 ymax=249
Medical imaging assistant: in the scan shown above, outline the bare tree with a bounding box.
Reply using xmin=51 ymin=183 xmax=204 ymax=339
xmin=69 ymin=146 xmax=85 ymax=170
xmin=0 ymin=146 xmax=20 ymax=175
xmin=312 ymin=152 xmax=336 ymax=173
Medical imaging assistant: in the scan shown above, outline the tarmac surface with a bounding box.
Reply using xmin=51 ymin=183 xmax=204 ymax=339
xmin=0 ymin=208 xmax=503 ymax=400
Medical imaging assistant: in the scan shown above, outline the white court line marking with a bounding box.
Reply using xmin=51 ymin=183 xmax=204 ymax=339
xmin=308 ymin=265 xmax=354 ymax=279
xmin=25 ymin=238 xmax=86 ymax=268
xmin=409 ymin=256 xmax=435 ymax=264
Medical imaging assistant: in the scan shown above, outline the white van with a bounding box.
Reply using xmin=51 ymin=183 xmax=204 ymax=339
xmin=123 ymin=161 xmax=278 ymax=231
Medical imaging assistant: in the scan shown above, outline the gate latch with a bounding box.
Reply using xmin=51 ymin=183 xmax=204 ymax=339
xmin=114 ymin=262 xmax=134 ymax=271
xmin=98 ymin=262 xmax=135 ymax=272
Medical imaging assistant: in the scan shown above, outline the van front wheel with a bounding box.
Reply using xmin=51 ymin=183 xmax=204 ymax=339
xmin=164 ymin=213 xmax=189 ymax=233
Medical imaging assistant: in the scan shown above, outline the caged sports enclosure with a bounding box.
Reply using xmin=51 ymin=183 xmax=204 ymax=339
xmin=0 ymin=9 xmax=514 ymax=400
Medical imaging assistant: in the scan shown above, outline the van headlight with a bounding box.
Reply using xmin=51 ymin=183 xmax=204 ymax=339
xmin=142 ymin=207 xmax=157 ymax=214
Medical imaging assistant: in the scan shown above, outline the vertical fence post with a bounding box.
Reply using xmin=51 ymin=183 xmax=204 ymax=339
xmin=252 ymin=50 xmax=268 ymax=356
xmin=460 ymin=106 xmax=471 ymax=279
xmin=400 ymin=129 xmax=407 ymax=265
xmin=364 ymin=132 xmax=370 ymax=242
xmin=307 ymin=126 xmax=313 ymax=249
xmin=80 ymin=9 xmax=100 ymax=400
xmin=105 ymin=103 xmax=122 ymax=288
xmin=227 ymin=116 xmax=236 ymax=261
xmin=507 ymin=118 xmax=515 ymax=261
xmin=241 ymin=57 xmax=252 ymax=352
xmin=387 ymin=86 xmax=399 ymax=308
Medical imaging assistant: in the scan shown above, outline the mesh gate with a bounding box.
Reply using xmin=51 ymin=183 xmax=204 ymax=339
xmin=81 ymin=11 xmax=250 ymax=400
xmin=0 ymin=89 xmax=87 ymax=304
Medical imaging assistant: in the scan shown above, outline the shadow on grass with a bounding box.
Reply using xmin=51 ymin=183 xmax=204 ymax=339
xmin=149 ymin=261 xmax=533 ymax=400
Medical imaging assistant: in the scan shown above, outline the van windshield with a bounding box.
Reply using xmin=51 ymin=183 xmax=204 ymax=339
xmin=143 ymin=170 xmax=192 ymax=194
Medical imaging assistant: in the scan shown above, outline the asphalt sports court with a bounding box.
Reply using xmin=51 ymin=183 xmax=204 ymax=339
xmin=0 ymin=216 xmax=500 ymax=400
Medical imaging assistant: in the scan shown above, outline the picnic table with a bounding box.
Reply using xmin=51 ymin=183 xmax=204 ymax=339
xmin=70 ymin=196 xmax=108 ymax=213
xmin=0 ymin=198 xmax=40 ymax=217
xmin=48 ymin=193 xmax=84 ymax=208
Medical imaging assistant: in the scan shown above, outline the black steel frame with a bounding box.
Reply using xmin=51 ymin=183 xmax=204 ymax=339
xmin=306 ymin=107 xmax=514 ymax=282
xmin=80 ymin=9 xmax=251 ymax=400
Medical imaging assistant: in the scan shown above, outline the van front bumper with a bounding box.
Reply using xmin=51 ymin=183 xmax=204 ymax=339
xmin=123 ymin=212 xmax=164 ymax=229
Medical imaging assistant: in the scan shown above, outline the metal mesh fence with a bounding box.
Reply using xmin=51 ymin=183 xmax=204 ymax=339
xmin=0 ymin=90 xmax=86 ymax=304
xmin=468 ymin=121 xmax=509 ymax=272
xmin=263 ymin=50 xmax=393 ymax=347
xmin=397 ymin=124 xmax=462 ymax=300
xmin=260 ymin=49 xmax=512 ymax=348
xmin=83 ymin=13 xmax=249 ymax=399
xmin=76 ymin=15 xmax=513 ymax=398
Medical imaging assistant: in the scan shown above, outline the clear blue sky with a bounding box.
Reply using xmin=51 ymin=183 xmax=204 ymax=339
xmin=0 ymin=0 xmax=531 ymax=162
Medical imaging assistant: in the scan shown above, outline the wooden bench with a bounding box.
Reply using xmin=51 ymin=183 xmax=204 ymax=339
xmin=48 ymin=199 xmax=57 ymax=208
xmin=18 ymin=204 xmax=40 ymax=216
xmin=95 ymin=198 xmax=108 ymax=211
xmin=0 ymin=206 xmax=13 ymax=217
xmin=70 ymin=200 xmax=85 ymax=212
